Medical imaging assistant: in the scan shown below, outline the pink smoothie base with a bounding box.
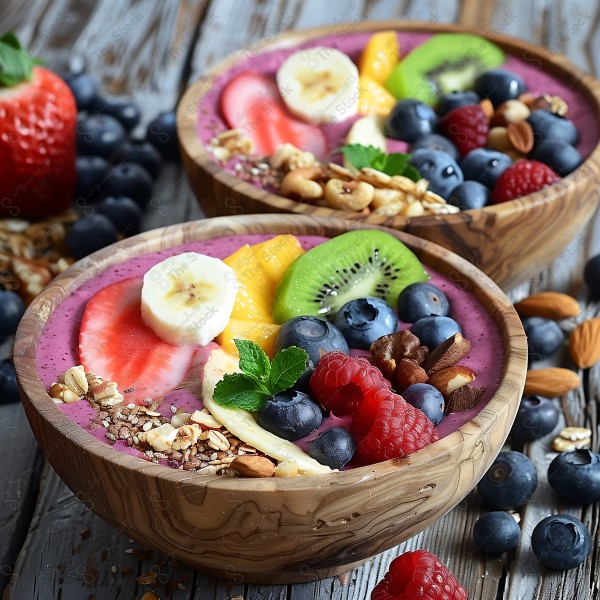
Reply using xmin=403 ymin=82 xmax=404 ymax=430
xmin=36 ymin=234 xmax=504 ymax=469
xmin=196 ymin=31 xmax=598 ymax=172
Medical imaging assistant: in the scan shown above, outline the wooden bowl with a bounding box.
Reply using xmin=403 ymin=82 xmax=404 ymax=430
xmin=177 ymin=21 xmax=600 ymax=291
xmin=14 ymin=215 xmax=527 ymax=584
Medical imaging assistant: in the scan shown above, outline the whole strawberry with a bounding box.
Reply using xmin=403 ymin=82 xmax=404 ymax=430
xmin=491 ymin=159 xmax=560 ymax=203
xmin=371 ymin=550 xmax=467 ymax=600
xmin=0 ymin=33 xmax=76 ymax=217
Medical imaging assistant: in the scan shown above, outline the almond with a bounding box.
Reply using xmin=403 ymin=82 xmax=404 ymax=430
xmin=569 ymin=317 xmax=600 ymax=368
xmin=479 ymin=98 xmax=494 ymax=121
xmin=424 ymin=333 xmax=471 ymax=374
xmin=428 ymin=365 xmax=476 ymax=397
xmin=507 ymin=120 xmax=534 ymax=153
xmin=514 ymin=291 xmax=580 ymax=320
xmin=492 ymin=99 xmax=530 ymax=127
xmin=230 ymin=455 xmax=275 ymax=478
xmin=524 ymin=367 xmax=579 ymax=397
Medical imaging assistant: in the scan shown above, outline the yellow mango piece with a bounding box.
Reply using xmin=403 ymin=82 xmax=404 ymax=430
xmin=223 ymin=245 xmax=274 ymax=322
xmin=252 ymin=234 xmax=305 ymax=284
xmin=217 ymin=319 xmax=281 ymax=359
xmin=358 ymin=30 xmax=400 ymax=84
xmin=358 ymin=73 xmax=397 ymax=116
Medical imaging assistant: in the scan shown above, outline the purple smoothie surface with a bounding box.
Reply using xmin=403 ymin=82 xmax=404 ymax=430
xmin=196 ymin=31 xmax=598 ymax=180
xmin=36 ymin=234 xmax=505 ymax=466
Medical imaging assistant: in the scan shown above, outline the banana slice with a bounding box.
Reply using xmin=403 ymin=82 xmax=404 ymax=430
xmin=344 ymin=115 xmax=387 ymax=169
xmin=276 ymin=47 xmax=359 ymax=124
xmin=202 ymin=348 xmax=332 ymax=476
xmin=141 ymin=252 xmax=238 ymax=346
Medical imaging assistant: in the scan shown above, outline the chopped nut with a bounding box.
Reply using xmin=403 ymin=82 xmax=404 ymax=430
xmin=48 ymin=382 xmax=68 ymax=400
xmin=172 ymin=424 xmax=202 ymax=451
xmin=428 ymin=365 xmax=476 ymax=397
xmin=62 ymin=388 xmax=81 ymax=404
xmin=207 ymin=429 xmax=230 ymax=451
xmin=145 ymin=423 xmax=178 ymax=451
xmin=189 ymin=408 xmax=222 ymax=429
xmin=445 ymin=385 xmax=486 ymax=414
xmin=371 ymin=330 xmax=428 ymax=381
xmin=64 ymin=365 xmax=89 ymax=395
xmin=170 ymin=412 xmax=190 ymax=428
xmin=552 ymin=426 xmax=592 ymax=452
xmin=558 ymin=426 xmax=593 ymax=441
xmin=393 ymin=358 xmax=428 ymax=391
xmin=492 ymin=99 xmax=531 ymax=126
xmin=423 ymin=333 xmax=471 ymax=374
xmin=136 ymin=572 xmax=158 ymax=585
xmin=92 ymin=380 xmax=123 ymax=407
xmin=271 ymin=143 xmax=317 ymax=171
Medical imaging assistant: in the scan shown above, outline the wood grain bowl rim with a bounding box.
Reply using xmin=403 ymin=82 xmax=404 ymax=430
xmin=177 ymin=20 xmax=600 ymax=227
xmin=14 ymin=214 xmax=528 ymax=493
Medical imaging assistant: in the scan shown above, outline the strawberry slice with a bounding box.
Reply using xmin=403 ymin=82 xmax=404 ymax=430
xmin=79 ymin=278 xmax=195 ymax=405
xmin=220 ymin=71 xmax=327 ymax=157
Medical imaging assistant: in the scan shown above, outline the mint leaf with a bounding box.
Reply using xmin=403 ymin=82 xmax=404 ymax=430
xmin=213 ymin=373 xmax=270 ymax=411
xmin=0 ymin=33 xmax=21 ymax=50
xmin=0 ymin=32 xmax=43 ymax=87
xmin=269 ymin=346 xmax=309 ymax=394
xmin=341 ymin=143 xmax=422 ymax=181
xmin=235 ymin=338 xmax=270 ymax=380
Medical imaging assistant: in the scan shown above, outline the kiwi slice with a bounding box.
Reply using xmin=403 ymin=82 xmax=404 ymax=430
xmin=272 ymin=230 xmax=429 ymax=323
xmin=385 ymin=33 xmax=505 ymax=105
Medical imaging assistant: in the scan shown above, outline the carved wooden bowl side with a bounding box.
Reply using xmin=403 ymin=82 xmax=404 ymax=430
xmin=178 ymin=21 xmax=600 ymax=290
xmin=14 ymin=215 xmax=528 ymax=584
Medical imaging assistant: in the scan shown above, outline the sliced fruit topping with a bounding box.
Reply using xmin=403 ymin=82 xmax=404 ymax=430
xmin=357 ymin=73 xmax=396 ymax=116
xmin=140 ymin=252 xmax=237 ymax=346
xmin=251 ymin=234 xmax=304 ymax=284
xmin=385 ymin=33 xmax=504 ymax=104
xmin=344 ymin=116 xmax=387 ymax=159
xmin=216 ymin=318 xmax=280 ymax=359
xmin=79 ymin=278 xmax=195 ymax=405
xmin=491 ymin=159 xmax=561 ymax=203
xmin=272 ymin=230 xmax=429 ymax=322
xmin=220 ymin=71 xmax=326 ymax=157
xmin=276 ymin=47 xmax=359 ymax=124
xmin=202 ymin=347 xmax=331 ymax=475
xmin=439 ymin=103 xmax=489 ymax=157
xmin=358 ymin=30 xmax=400 ymax=84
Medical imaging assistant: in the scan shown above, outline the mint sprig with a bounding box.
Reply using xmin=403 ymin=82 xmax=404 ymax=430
xmin=341 ymin=144 xmax=421 ymax=181
xmin=0 ymin=32 xmax=43 ymax=87
xmin=213 ymin=339 xmax=309 ymax=412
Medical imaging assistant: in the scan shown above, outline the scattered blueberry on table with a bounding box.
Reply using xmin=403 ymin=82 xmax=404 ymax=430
xmin=473 ymin=511 xmax=521 ymax=554
xmin=548 ymin=449 xmax=600 ymax=504
xmin=510 ymin=395 xmax=559 ymax=441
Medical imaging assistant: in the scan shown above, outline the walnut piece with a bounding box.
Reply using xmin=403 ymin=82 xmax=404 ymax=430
xmin=370 ymin=331 xmax=428 ymax=381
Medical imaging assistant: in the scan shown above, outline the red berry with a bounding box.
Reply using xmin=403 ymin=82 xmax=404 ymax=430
xmin=351 ymin=388 xmax=438 ymax=465
xmin=310 ymin=352 xmax=390 ymax=416
xmin=491 ymin=159 xmax=561 ymax=203
xmin=371 ymin=550 xmax=467 ymax=600
xmin=439 ymin=104 xmax=488 ymax=157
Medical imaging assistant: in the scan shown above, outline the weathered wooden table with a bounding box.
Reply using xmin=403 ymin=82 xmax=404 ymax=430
xmin=2 ymin=1 xmax=600 ymax=598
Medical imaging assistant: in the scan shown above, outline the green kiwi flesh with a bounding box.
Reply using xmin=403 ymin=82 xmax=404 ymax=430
xmin=272 ymin=230 xmax=429 ymax=323
xmin=385 ymin=33 xmax=505 ymax=104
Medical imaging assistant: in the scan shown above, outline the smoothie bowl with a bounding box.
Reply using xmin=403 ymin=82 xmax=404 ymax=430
xmin=178 ymin=21 xmax=600 ymax=290
xmin=14 ymin=215 xmax=527 ymax=583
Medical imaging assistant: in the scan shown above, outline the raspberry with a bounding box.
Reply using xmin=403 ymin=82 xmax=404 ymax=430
xmin=371 ymin=550 xmax=467 ymax=600
xmin=310 ymin=352 xmax=390 ymax=417
xmin=439 ymin=104 xmax=488 ymax=157
xmin=491 ymin=159 xmax=561 ymax=203
xmin=351 ymin=388 xmax=438 ymax=465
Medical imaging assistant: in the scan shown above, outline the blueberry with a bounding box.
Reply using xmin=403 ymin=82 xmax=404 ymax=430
xmin=531 ymin=138 xmax=582 ymax=176
xmin=274 ymin=316 xmax=349 ymax=367
xmin=584 ymin=254 xmax=600 ymax=297
xmin=477 ymin=451 xmax=537 ymax=510
xmin=402 ymin=383 xmax=445 ymax=425
xmin=527 ymin=110 xmax=578 ymax=145
xmin=385 ymin=99 xmax=438 ymax=143
xmin=293 ymin=362 xmax=315 ymax=395
xmin=474 ymin=69 xmax=526 ymax=107
xmin=448 ymin=181 xmax=490 ymax=210
xmin=531 ymin=514 xmax=591 ymax=570
xmin=146 ymin=110 xmax=179 ymax=160
xmin=65 ymin=215 xmax=119 ymax=259
xmin=409 ymin=149 xmax=463 ymax=198
xmin=473 ymin=511 xmax=521 ymax=554
xmin=397 ymin=282 xmax=450 ymax=323
xmin=0 ymin=359 xmax=20 ymax=404
xmin=103 ymin=163 xmax=153 ymax=208
xmin=522 ymin=316 xmax=563 ymax=362
xmin=333 ymin=297 xmax=398 ymax=350
xmin=411 ymin=316 xmax=461 ymax=349
xmin=112 ymin=140 xmax=162 ymax=179
xmin=257 ymin=389 xmax=322 ymax=441
xmin=0 ymin=288 xmax=25 ymax=336
xmin=93 ymin=96 xmax=141 ymax=131
xmin=75 ymin=156 xmax=110 ymax=204
xmin=410 ymin=133 xmax=459 ymax=161
xmin=548 ymin=450 xmax=600 ymax=504
xmin=308 ymin=427 xmax=356 ymax=469
xmin=76 ymin=114 xmax=127 ymax=159
xmin=460 ymin=148 xmax=512 ymax=189
xmin=64 ymin=72 xmax=99 ymax=111
xmin=96 ymin=196 xmax=142 ymax=237
xmin=436 ymin=91 xmax=481 ymax=116
xmin=511 ymin=395 xmax=559 ymax=440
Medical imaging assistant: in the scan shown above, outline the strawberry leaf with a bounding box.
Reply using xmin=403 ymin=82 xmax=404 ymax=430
xmin=0 ymin=32 xmax=43 ymax=87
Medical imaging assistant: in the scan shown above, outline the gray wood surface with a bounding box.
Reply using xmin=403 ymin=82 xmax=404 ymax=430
xmin=1 ymin=0 xmax=600 ymax=598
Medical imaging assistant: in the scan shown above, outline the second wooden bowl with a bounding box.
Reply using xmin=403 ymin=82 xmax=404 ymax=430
xmin=178 ymin=21 xmax=600 ymax=290
xmin=14 ymin=215 xmax=527 ymax=584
